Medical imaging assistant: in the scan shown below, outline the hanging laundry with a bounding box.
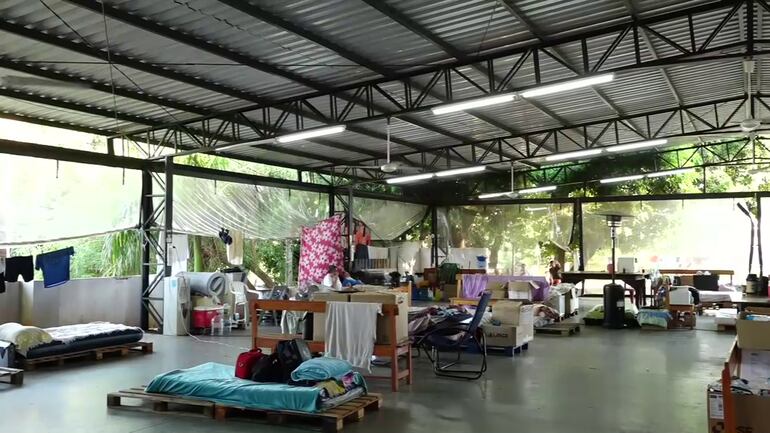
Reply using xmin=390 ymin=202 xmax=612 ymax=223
xmin=5 ymin=255 xmax=33 ymax=283
xmin=298 ymin=215 xmax=344 ymax=287
xmin=0 ymin=258 xmax=5 ymax=294
xmin=34 ymin=247 xmax=75 ymax=288
xmin=227 ymin=230 xmax=244 ymax=265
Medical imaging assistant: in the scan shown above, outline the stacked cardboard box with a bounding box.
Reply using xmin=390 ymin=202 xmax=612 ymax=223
xmin=310 ymin=290 xmax=408 ymax=344
xmin=483 ymin=301 xmax=534 ymax=347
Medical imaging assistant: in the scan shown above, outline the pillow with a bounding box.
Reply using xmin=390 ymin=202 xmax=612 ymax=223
xmin=0 ymin=322 xmax=53 ymax=356
xmin=290 ymin=357 xmax=353 ymax=382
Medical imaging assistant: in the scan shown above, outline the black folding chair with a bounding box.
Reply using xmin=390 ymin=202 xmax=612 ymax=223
xmin=419 ymin=291 xmax=492 ymax=380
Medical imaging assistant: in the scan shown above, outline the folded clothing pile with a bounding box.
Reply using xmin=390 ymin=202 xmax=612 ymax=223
xmin=290 ymin=357 xmax=367 ymax=402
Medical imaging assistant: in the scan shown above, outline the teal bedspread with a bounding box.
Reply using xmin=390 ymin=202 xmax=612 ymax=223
xmin=145 ymin=362 xmax=330 ymax=413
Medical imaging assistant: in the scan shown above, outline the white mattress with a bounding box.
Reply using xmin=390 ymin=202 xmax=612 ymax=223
xmin=699 ymin=291 xmax=742 ymax=304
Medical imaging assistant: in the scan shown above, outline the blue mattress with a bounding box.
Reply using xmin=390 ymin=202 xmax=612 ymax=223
xmin=145 ymin=363 xmax=366 ymax=413
xmin=25 ymin=329 xmax=143 ymax=359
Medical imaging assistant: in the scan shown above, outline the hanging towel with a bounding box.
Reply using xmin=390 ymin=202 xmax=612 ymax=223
xmin=227 ymin=230 xmax=244 ymax=265
xmin=325 ymin=301 xmax=381 ymax=372
xmin=34 ymin=247 xmax=75 ymax=288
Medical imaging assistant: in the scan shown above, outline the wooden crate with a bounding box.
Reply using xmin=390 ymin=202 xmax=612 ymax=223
xmin=0 ymin=367 xmax=23 ymax=386
xmin=23 ymin=341 xmax=153 ymax=369
xmin=108 ymin=387 xmax=382 ymax=433
xmin=535 ymin=322 xmax=581 ymax=336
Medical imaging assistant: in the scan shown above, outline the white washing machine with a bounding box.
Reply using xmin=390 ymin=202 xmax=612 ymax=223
xmin=163 ymin=276 xmax=190 ymax=336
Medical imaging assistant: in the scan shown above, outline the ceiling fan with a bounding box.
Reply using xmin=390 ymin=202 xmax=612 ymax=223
xmin=336 ymin=117 xmax=422 ymax=174
xmin=0 ymin=75 xmax=89 ymax=89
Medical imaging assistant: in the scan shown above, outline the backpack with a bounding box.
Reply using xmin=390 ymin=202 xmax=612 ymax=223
xmin=250 ymin=353 xmax=283 ymax=383
xmin=234 ymin=348 xmax=263 ymax=379
xmin=275 ymin=339 xmax=312 ymax=381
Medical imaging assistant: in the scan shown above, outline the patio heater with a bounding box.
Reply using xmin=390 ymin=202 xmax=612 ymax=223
xmin=601 ymin=213 xmax=627 ymax=329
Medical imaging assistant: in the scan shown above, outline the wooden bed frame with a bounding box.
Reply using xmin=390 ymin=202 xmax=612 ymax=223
xmin=250 ymin=299 xmax=412 ymax=392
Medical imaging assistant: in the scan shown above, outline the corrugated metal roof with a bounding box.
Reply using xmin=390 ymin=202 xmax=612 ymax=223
xmin=0 ymin=0 xmax=752 ymax=172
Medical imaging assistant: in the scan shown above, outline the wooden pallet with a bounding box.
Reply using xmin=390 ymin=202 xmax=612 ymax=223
xmin=0 ymin=367 xmax=23 ymax=386
xmin=108 ymin=387 xmax=382 ymax=433
xmin=215 ymin=394 xmax=382 ymax=432
xmin=23 ymin=341 xmax=153 ymax=370
xmin=536 ymin=322 xmax=581 ymax=336
xmin=107 ymin=387 xmax=214 ymax=418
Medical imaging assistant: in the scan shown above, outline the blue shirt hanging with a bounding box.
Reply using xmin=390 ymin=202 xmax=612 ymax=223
xmin=35 ymin=247 xmax=75 ymax=288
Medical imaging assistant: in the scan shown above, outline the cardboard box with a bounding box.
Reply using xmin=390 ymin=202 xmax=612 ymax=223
xmin=443 ymin=283 xmax=459 ymax=301
xmin=483 ymin=321 xmax=534 ymax=347
xmin=508 ymin=280 xmax=535 ymax=301
xmin=489 ymin=288 xmax=508 ymax=299
xmin=707 ymin=388 xmax=770 ymax=433
xmin=736 ymin=311 xmax=770 ymax=350
xmin=350 ymin=291 xmax=409 ymax=345
xmin=311 ymin=292 xmax=350 ymax=341
xmin=492 ymin=300 xmax=524 ymax=324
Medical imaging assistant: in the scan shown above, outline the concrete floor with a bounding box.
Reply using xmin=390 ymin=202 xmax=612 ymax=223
xmin=2 ymin=325 xmax=733 ymax=433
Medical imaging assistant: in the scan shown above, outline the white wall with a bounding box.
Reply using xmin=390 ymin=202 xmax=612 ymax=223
xmin=0 ymin=282 xmax=21 ymax=323
xmin=19 ymin=277 xmax=141 ymax=328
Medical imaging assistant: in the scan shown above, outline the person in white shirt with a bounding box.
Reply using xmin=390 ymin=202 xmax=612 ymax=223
xmin=321 ymin=265 xmax=342 ymax=290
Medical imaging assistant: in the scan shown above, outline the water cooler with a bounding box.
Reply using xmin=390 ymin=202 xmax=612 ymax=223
xmin=163 ymin=276 xmax=191 ymax=336
xmin=602 ymin=214 xmax=626 ymax=329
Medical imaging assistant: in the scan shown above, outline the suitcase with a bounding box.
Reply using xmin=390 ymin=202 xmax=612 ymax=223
xmin=234 ymin=348 xmax=263 ymax=379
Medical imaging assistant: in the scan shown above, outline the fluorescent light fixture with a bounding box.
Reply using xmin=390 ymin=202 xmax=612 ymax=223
xmin=518 ymin=185 xmax=557 ymax=194
xmin=435 ymin=166 xmax=487 ymax=177
xmin=607 ymin=138 xmax=668 ymax=153
xmin=275 ymin=125 xmax=346 ymax=143
xmin=215 ymin=140 xmax=261 ymax=152
xmin=525 ymin=207 xmax=548 ymax=212
xmin=646 ymin=168 xmax=694 ymax=178
xmin=520 ymin=73 xmax=615 ymax=98
xmin=545 ymin=149 xmax=603 ymax=162
xmin=599 ymin=174 xmax=645 ymax=184
xmin=431 ymin=94 xmax=515 ymax=115
xmin=385 ymin=173 xmax=435 ymax=184
xmin=478 ymin=191 xmax=511 ymax=199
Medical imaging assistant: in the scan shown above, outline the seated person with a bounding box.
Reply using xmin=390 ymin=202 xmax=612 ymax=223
xmin=321 ymin=265 xmax=342 ymax=290
xmin=340 ymin=270 xmax=362 ymax=287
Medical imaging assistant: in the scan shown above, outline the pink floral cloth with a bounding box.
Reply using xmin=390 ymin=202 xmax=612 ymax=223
xmin=298 ymin=214 xmax=345 ymax=287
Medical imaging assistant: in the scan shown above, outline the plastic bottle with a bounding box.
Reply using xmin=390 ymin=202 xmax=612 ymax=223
xmin=210 ymin=313 xmax=224 ymax=336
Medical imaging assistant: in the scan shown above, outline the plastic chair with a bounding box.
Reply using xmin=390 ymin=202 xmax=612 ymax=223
xmin=230 ymin=281 xmax=250 ymax=328
xmin=419 ymin=291 xmax=492 ymax=380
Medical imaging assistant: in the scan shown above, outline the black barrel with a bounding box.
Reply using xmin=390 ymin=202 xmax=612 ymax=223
xmin=603 ymin=283 xmax=625 ymax=329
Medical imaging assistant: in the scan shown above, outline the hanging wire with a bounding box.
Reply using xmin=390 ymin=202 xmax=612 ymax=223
xmin=475 ymin=0 xmax=500 ymax=56
xmin=55 ymin=160 xmax=59 ymax=179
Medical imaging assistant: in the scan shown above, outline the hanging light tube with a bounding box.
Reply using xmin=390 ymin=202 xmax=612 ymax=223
xmin=599 ymin=174 xmax=645 ymax=184
xmin=518 ymin=185 xmax=557 ymax=194
xmin=431 ymin=94 xmax=516 ymax=115
xmin=478 ymin=191 xmax=511 ymax=199
xmin=385 ymin=173 xmax=435 ymax=184
xmin=275 ymin=125 xmax=346 ymax=143
xmin=520 ymin=73 xmax=615 ymax=98
xmin=607 ymin=138 xmax=668 ymax=152
xmin=545 ymin=149 xmax=603 ymax=162
xmin=435 ymin=166 xmax=487 ymax=177
xmin=646 ymin=168 xmax=694 ymax=178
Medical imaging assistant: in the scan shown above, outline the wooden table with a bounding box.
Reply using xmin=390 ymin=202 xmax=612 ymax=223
xmin=250 ymin=300 xmax=412 ymax=392
xmin=732 ymin=295 xmax=770 ymax=312
xmin=562 ymin=271 xmax=648 ymax=306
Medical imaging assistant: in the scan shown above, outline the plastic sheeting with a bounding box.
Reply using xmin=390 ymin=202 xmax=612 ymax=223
xmin=172 ymin=176 xmax=329 ymax=240
xmin=442 ymin=204 xmax=573 ymax=275
xmin=339 ymin=196 xmax=428 ymax=240
xmin=0 ymin=154 xmax=140 ymax=245
xmin=583 ymin=199 xmax=752 ymax=280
